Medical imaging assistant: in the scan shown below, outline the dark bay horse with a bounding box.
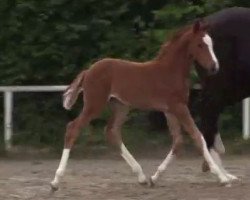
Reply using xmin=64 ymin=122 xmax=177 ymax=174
xmin=50 ymin=20 xmax=232 ymax=191
xmin=194 ymin=7 xmax=250 ymax=172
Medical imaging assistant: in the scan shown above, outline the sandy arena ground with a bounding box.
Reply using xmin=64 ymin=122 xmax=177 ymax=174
xmin=0 ymin=156 xmax=250 ymax=200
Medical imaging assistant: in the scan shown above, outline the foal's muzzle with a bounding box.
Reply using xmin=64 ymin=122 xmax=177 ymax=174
xmin=208 ymin=63 xmax=219 ymax=75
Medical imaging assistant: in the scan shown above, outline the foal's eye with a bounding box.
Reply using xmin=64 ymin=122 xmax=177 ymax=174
xmin=198 ymin=44 xmax=203 ymax=48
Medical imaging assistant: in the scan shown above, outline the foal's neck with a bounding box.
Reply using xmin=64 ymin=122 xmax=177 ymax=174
xmin=155 ymin=36 xmax=193 ymax=78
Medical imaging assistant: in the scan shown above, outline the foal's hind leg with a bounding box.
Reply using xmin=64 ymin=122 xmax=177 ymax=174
xmin=105 ymin=99 xmax=147 ymax=184
xmin=50 ymin=107 xmax=102 ymax=191
xmin=172 ymin=104 xmax=231 ymax=185
xmin=150 ymin=113 xmax=182 ymax=186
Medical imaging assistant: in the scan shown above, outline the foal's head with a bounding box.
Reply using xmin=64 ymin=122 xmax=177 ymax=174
xmin=188 ymin=20 xmax=219 ymax=75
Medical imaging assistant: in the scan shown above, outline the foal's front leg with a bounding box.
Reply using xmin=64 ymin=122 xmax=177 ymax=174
xmin=173 ymin=104 xmax=231 ymax=185
xmin=200 ymin=113 xmax=238 ymax=180
xmin=209 ymin=148 xmax=238 ymax=181
xmin=150 ymin=113 xmax=182 ymax=186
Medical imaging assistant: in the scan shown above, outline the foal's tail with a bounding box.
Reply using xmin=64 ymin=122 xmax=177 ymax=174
xmin=63 ymin=70 xmax=87 ymax=110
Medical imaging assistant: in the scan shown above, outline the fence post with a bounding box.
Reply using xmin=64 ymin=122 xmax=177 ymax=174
xmin=4 ymin=91 xmax=13 ymax=150
xmin=243 ymin=98 xmax=250 ymax=140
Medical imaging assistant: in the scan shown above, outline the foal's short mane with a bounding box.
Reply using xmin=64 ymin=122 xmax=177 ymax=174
xmin=170 ymin=25 xmax=192 ymax=42
xmin=156 ymin=25 xmax=192 ymax=60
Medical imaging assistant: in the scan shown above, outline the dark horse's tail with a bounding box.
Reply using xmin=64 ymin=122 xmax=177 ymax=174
xmin=63 ymin=70 xmax=87 ymax=110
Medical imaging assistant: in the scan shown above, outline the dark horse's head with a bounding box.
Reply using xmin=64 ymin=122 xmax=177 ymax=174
xmin=189 ymin=19 xmax=219 ymax=75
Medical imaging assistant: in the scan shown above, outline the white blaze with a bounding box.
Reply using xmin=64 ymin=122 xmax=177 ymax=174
xmin=203 ymin=34 xmax=219 ymax=70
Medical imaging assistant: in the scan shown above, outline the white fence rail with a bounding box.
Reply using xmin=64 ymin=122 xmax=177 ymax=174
xmin=0 ymin=85 xmax=249 ymax=150
xmin=243 ymin=98 xmax=250 ymax=140
xmin=0 ymin=86 xmax=67 ymax=150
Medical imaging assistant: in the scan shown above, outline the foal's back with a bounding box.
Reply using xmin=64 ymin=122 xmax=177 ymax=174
xmin=83 ymin=58 xmax=175 ymax=110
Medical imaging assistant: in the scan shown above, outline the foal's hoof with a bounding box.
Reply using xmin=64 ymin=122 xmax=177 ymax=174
xmin=138 ymin=175 xmax=148 ymax=186
xmin=226 ymin=174 xmax=239 ymax=182
xmin=202 ymin=161 xmax=210 ymax=172
xmin=220 ymin=178 xmax=232 ymax=187
xmin=222 ymin=182 xmax=232 ymax=188
xmin=50 ymin=182 xmax=59 ymax=193
xmin=139 ymin=180 xmax=148 ymax=186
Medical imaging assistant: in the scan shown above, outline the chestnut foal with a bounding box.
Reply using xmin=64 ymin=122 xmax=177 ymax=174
xmin=51 ymin=20 xmax=233 ymax=191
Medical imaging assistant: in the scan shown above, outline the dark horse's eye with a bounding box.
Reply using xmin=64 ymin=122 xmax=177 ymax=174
xmin=198 ymin=44 xmax=203 ymax=48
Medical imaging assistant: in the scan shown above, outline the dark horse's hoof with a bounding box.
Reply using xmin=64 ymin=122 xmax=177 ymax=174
xmin=202 ymin=161 xmax=210 ymax=172
xmin=148 ymin=177 xmax=156 ymax=187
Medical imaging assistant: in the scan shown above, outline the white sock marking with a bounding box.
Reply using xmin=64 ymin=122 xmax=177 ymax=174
xmin=151 ymin=149 xmax=174 ymax=183
xmin=210 ymin=148 xmax=223 ymax=168
xmin=120 ymin=143 xmax=146 ymax=183
xmin=200 ymin=136 xmax=229 ymax=183
xmin=203 ymin=34 xmax=219 ymax=70
xmin=214 ymin=133 xmax=225 ymax=154
xmin=51 ymin=149 xmax=70 ymax=187
xmin=210 ymin=148 xmax=238 ymax=180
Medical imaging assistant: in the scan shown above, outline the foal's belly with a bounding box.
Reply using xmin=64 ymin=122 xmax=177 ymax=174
xmin=109 ymin=85 xmax=173 ymax=112
xmin=109 ymin=93 xmax=169 ymax=111
xmin=110 ymin=71 xmax=184 ymax=111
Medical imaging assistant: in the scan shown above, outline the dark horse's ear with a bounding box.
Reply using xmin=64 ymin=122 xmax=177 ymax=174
xmin=193 ymin=18 xmax=210 ymax=33
xmin=193 ymin=19 xmax=202 ymax=34
xmin=201 ymin=20 xmax=210 ymax=31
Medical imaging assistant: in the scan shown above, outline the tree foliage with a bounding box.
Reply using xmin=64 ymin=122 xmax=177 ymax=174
xmin=0 ymin=0 xmax=248 ymax=147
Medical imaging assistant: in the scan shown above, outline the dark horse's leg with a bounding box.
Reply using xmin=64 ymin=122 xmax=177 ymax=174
xmin=199 ymin=100 xmax=224 ymax=172
xmin=168 ymin=104 xmax=230 ymax=184
xmin=199 ymin=99 xmax=238 ymax=180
